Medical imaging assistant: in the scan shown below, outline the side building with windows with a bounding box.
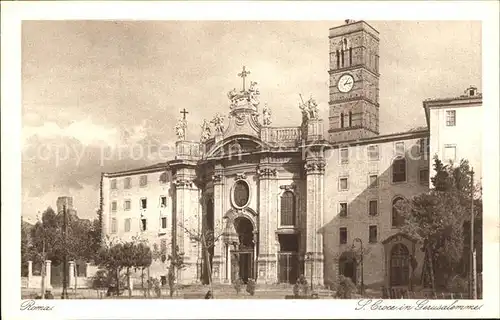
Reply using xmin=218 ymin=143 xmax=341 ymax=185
xmin=101 ymin=163 xmax=174 ymax=284
xmin=423 ymin=86 xmax=482 ymax=184
xmin=323 ymin=130 xmax=429 ymax=288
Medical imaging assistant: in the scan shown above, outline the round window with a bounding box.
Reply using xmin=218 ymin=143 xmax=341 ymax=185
xmin=233 ymin=180 xmax=250 ymax=208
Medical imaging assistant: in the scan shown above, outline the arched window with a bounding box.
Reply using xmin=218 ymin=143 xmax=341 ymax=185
xmin=340 ymin=113 xmax=344 ymax=128
xmin=392 ymin=197 xmax=404 ymax=227
xmin=336 ymin=50 xmax=340 ymax=69
xmin=349 ymin=47 xmax=353 ymax=66
xmin=280 ymin=191 xmax=295 ymax=226
xmin=392 ymin=157 xmax=406 ymax=183
xmin=341 ymin=48 xmax=345 ymax=67
xmin=348 ymin=111 xmax=353 ymax=127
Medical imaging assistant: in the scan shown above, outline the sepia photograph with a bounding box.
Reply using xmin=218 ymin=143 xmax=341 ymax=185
xmin=2 ymin=1 xmax=499 ymax=320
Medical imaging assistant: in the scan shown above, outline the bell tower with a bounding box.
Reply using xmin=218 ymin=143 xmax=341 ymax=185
xmin=328 ymin=20 xmax=380 ymax=142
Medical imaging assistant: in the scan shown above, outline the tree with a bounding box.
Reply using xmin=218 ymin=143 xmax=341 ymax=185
xmin=179 ymin=220 xmax=223 ymax=298
xmin=396 ymin=157 xmax=482 ymax=290
xmin=167 ymin=245 xmax=186 ymax=297
xmin=28 ymin=207 xmax=102 ymax=267
xmin=95 ymin=239 xmax=152 ymax=298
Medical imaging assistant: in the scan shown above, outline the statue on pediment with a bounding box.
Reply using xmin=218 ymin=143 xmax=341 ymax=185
xmin=248 ymin=81 xmax=260 ymax=107
xmin=262 ymin=103 xmax=272 ymax=126
xmin=200 ymin=119 xmax=212 ymax=142
xmin=211 ymin=113 xmax=225 ymax=135
xmin=175 ymin=118 xmax=187 ymax=140
xmin=299 ymin=94 xmax=319 ymax=123
xmin=308 ymin=97 xmax=319 ymax=119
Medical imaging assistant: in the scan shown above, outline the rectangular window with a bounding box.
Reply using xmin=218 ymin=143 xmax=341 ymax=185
xmin=339 ymin=227 xmax=347 ymax=244
xmin=124 ymin=218 xmax=131 ymax=232
xmin=161 ymin=217 xmax=167 ymax=229
xmin=419 ymin=169 xmax=429 ymax=185
xmin=419 ymin=138 xmax=429 ymax=156
xmin=160 ymin=196 xmax=167 ymax=207
xmin=111 ymin=218 xmax=117 ymax=233
xmin=339 ymin=203 xmax=348 ymax=217
xmin=369 ymin=174 xmax=378 ymax=188
xmin=392 ymin=158 xmax=407 ymax=183
xmin=339 ymin=178 xmax=348 ymax=190
xmin=446 ymin=110 xmax=456 ymax=126
xmin=367 ymin=145 xmax=379 ymax=161
xmin=124 ymin=177 xmax=131 ymax=189
xmin=340 ymin=148 xmax=349 ymax=164
xmin=140 ymin=175 xmax=148 ymax=187
xmin=444 ymin=145 xmax=456 ymax=163
xmin=110 ymin=179 xmax=117 ymax=190
xmin=124 ymin=200 xmax=131 ymax=211
xmin=140 ymin=198 xmax=147 ymax=210
xmin=161 ymin=239 xmax=167 ymax=254
xmin=141 ymin=218 xmax=147 ymax=231
xmin=111 ymin=201 xmax=117 ymax=212
xmin=395 ymin=142 xmax=405 ymax=155
xmin=369 ymin=200 xmax=378 ymax=216
xmin=369 ymin=225 xmax=378 ymax=243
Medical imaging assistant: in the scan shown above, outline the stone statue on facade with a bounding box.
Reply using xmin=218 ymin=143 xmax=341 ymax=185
xmin=175 ymin=118 xmax=187 ymax=140
xmin=299 ymin=95 xmax=319 ymax=123
xmin=308 ymin=97 xmax=319 ymax=119
xmin=247 ymin=81 xmax=260 ymax=108
xmin=262 ymin=103 xmax=272 ymax=126
xmin=227 ymin=88 xmax=240 ymax=108
xmin=211 ymin=113 xmax=225 ymax=135
xmin=200 ymin=119 xmax=212 ymax=142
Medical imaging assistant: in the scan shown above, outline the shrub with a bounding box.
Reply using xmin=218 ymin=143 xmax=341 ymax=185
xmin=296 ymin=274 xmax=309 ymax=296
xmin=335 ymin=275 xmax=357 ymax=299
xmin=150 ymin=277 xmax=162 ymax=297
xmin=448 ymin=275 xmax=469 ymax=293
xmin=92 ymin=269 xmax=127 ymax=291
xmin=246 ymin=279 xmax=256 ymax=296
xmin=233 ymin=278 xmax=243 ymax=295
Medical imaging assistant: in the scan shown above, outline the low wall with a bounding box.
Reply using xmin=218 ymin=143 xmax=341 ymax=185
xmin=22 ymin=275 xmax=52 ymax=289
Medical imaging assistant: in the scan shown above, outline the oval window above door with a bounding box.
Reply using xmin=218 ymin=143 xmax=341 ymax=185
xmin=232 ymin=180 xmax=250 ymax=209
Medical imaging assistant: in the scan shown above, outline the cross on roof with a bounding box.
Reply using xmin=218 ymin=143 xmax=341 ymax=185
xmin=237 ymin=66 xmax=251 ymax=91
xmin=180 ymin=108 xmax=189 ymax=120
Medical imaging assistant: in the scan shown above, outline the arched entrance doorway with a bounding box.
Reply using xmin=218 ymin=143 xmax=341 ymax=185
xmin=230 ymin=216 xmax=255 ymax=283
xmin=338 ymin=251 xmax=357 ymax=284
xmin=390 ymin=243 xmax=410 ymax=286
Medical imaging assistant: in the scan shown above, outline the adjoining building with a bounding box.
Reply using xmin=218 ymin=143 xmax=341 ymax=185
xmin=423 ymin=86 xmax=482 ymax=185
xmin=100 ymin=20 xmax=478 ymax=290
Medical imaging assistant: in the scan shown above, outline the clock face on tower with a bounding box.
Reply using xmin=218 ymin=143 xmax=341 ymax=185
xmin=338 ymin=74 xmax=354 ymax=93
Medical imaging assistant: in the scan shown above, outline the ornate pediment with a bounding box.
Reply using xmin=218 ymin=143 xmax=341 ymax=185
xmin=205 ymin=135 xmax=269 ymax=159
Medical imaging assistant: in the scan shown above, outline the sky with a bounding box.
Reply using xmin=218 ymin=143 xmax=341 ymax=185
xmin=21 ymin=20 xmax=482 ymax=221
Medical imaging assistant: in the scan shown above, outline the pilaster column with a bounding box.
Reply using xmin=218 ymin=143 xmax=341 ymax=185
xmin=174 ymin=171 xmax=197 ymax=284
xmin=304 ymin=158 xmax=325 ymax=286
xmin=44 ymin=260 xmax=52 ymax=289
xmin=69 ymin=261 xmax=75 ymax=287
xmin=257 ymin=166 xmax=278 ymax=284
xmin=212 ymin=171 xmax=225 ymax=283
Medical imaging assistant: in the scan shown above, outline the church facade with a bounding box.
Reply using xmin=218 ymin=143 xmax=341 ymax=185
xmin=100 ymin=20 xmax=432 ymax=289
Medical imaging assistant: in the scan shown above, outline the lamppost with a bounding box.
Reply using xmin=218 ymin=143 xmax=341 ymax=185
xmin=352 ymin=238 xmax=364 ymax=296
xmin=305 ymin=252 xmax=313 ymax=292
